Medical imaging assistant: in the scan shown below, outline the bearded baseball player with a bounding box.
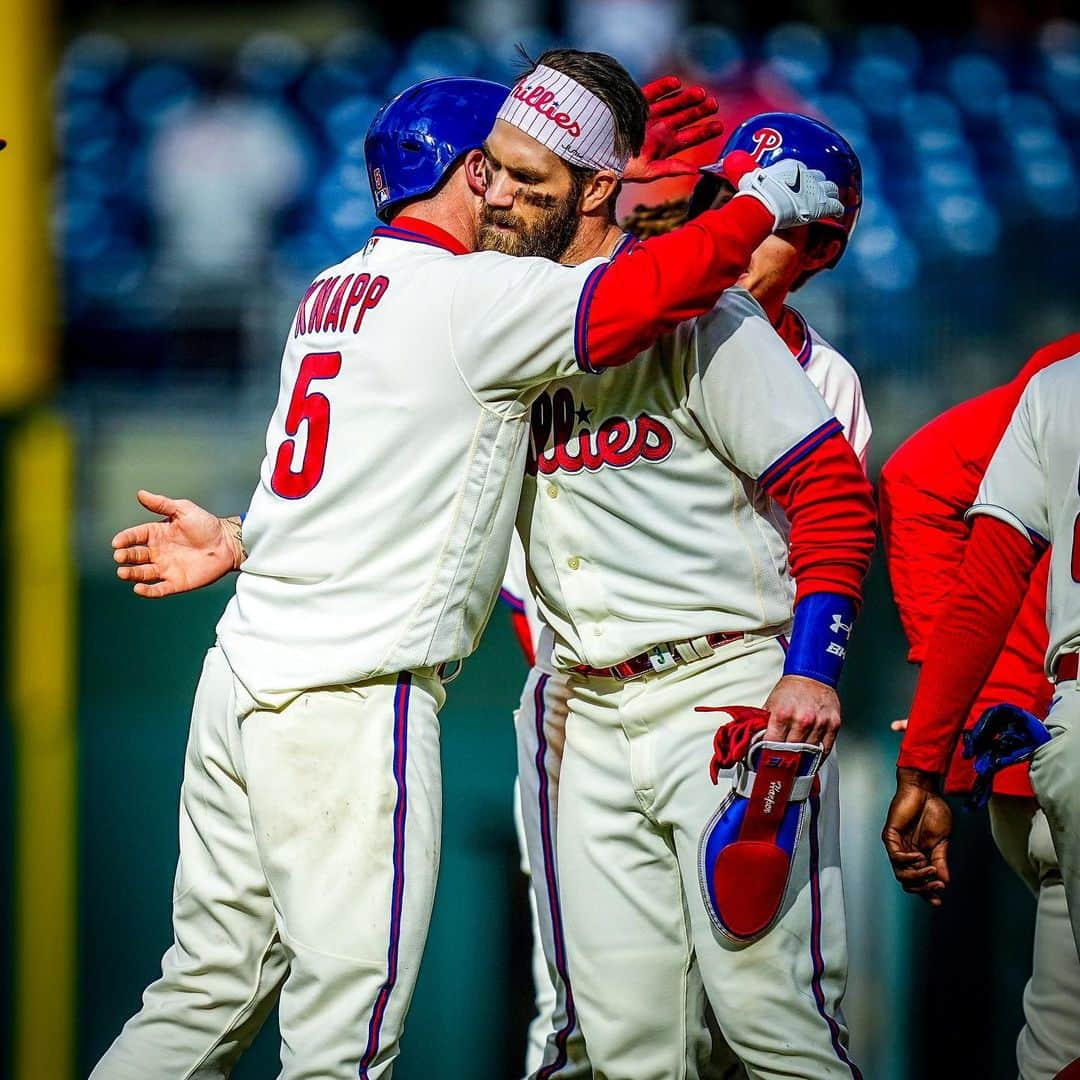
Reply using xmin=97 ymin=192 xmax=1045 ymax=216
xmin=882 ymin=335 xmax=1080 ymax=1079
xmin=502 ymin=112 xmax=871 ymax=1079
xmin=480 ymin=95 xmax=876 ymax=1075
xmin=100 ymin=53 xmax=844 ymax=1078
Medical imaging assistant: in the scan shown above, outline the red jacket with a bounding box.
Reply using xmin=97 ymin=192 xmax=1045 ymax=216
xmin=879 ymin=332 xmax=1080 ymax=795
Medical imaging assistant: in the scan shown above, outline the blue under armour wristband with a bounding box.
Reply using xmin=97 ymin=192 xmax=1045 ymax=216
xmin=783 ymin=592 xmax=856 ymax=689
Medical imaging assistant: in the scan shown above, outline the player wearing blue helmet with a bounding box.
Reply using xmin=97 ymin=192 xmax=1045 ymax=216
xmin=364 ymin=76 xmax=510 ymax=222
xmin=626 ymin=111 xmax=870 ymax=469
xmin=97 ymin=55 xmax=849 ymax=1080
xmin=689 ymin=112 xmax=862 ymax=259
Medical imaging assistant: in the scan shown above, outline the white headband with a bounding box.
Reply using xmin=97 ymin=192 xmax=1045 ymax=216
xmin=495 ymin=64 xmax=630 ymax=177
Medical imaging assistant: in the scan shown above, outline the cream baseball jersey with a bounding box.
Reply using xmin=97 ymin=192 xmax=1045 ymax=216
xmin=517 ymin=286 xmax=841 ymax=671
xmin=969 ymin=351 xmax=1080 ymax=676
xmin=216 ymin=224 xmax=607 ymax=705
xmin=500 ymin=304 xmax=871 ymax=661
xmin=789 ymin=307 xmax=871 ymax=469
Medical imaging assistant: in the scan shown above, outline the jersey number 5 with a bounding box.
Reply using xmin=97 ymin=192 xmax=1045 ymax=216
xmin=271 ymin=351 xmax=342 ymax=499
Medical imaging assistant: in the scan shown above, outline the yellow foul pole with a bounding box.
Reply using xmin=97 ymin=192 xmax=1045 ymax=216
xmin=0 ymin=0 xmax=76 ymax=1076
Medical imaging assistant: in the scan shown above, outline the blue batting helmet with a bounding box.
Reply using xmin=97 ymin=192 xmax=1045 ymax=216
xmin=365 ymin=76 xmax=509 ymax=223
xmin=690 ymin=112 xmax=862 ymax=264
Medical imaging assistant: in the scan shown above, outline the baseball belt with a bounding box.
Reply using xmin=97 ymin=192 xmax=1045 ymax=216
xmin=1054 ymin=651 xmax=1079 ymax=683
xmin=572 ymin=630 xmax=743 ymax=682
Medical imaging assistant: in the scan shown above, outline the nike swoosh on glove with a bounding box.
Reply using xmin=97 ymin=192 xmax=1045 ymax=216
xmin=724 ymin=151 xmax=844 ymax=231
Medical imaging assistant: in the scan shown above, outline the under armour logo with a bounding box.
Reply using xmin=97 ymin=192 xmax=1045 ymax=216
xmin=830 ymin=614 xmax=853 ymax=638
xmin=750 ymin=127 xmax=784 ymax=162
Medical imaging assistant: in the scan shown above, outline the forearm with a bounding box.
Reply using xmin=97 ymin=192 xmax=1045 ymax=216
xmin=897 ymin=516 xmax=1041 ymax=775
xmin=581 ymin=196 xmax=773 ymax=370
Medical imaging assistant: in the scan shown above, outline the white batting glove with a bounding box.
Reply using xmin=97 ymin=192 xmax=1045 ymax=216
xmin=733 ymin=158 xmax=844 ymax=231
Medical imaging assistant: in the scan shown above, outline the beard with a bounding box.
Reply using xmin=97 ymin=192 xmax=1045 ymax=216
xmin=477 ymin=185 xmax=582 ymax=262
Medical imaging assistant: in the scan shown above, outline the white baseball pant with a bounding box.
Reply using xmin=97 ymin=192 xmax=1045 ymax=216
xmin=91 ymin=645 xmax=445 ymax=1080
xmin=556 ymin=633 xmax=861 ymax=1080
xmin=1027 ymin=673 xmax=1080 ymax=1066
xmin=513 ymin=666 xmax=590 ymax=1079
xmin=513 ymin=665 xmax=748 ymax=1080
xmin=989 ymin=795 xmax=1080 ymax=1079
xmin=514 ymin=779 xmax=559 ymax=1078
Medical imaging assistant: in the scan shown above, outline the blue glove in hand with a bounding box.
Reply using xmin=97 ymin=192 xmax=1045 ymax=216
xmin=961 ymin=703 xmax=1051 ymax=810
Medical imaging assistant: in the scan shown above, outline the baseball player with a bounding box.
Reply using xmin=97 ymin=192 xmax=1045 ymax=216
xmin=503 ymin=113 xmax=871 ymax=1079
xmin=484 ymin=100 xmax=877 ymax=1075
xmin=100 ymin=56 xmax=844 ymax=1079
xmin=882 ymin=335 xmax=1080 ymax=1078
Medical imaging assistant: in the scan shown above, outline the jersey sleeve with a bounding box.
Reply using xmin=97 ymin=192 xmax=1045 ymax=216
xmin=805 ymin=350 xmax=872 ymax=469
xmin=685 ymin=289 xmax=837 ymax=480
xmin=968 ymin=380 xmax=1051 ymax=546
xmin=449 ymin=253 xmax=606 ymax=397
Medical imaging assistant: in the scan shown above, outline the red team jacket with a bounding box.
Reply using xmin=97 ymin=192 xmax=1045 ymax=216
xmin=880 ymin=332 xmax=1080 ymax=796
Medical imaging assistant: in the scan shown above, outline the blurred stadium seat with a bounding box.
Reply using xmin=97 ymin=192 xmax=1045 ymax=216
xmin=51 ymin=18 xmax=1080 ymax=388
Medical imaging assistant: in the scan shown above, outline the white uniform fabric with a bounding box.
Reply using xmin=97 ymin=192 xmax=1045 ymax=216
xmin=788 ymin=307 xmax=871 ymax=470
xmin=217 ymin=228 xmax=606 ymax=707
xmin=518 ymin=286 xmax=841 ymax=672
xmin=558 ymin=638 xmax=857 ymax=1080
xmin=499 ymin=308 xmax=872 ymax=645
xmin=507 ymin=296 xmax=865 ymax=1077
xmin=970 ymin=354 xmax=1080 ymax=975
xmin=988 ymin=798 xmax=1080 ymax=1080
xmin=969 ymin=354 xmax=1080 ymax=676
xmin=101 ymin=229 xmax=614 ymax=1079
xmin=92 ymin=647 xmax=446 ymax=1080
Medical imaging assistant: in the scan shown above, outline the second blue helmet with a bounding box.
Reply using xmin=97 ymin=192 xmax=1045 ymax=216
xmin=691 ymin=112 xmax=862 ymax=264
xmin=365 ymin=76 xmax=510 ymax=223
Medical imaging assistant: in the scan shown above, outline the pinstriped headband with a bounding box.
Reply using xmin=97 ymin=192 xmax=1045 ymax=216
xmin=495 ymin=64 xmax=630 ymax=177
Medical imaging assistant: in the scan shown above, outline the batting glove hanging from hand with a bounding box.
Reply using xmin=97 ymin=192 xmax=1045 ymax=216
xmin=724 ymin=150 xmax=844 ymax=231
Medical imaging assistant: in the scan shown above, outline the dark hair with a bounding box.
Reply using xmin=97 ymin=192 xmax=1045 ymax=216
xmin=516 ymin=46 xmax=648 ymax=164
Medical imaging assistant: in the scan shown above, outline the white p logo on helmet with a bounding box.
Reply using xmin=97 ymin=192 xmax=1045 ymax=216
xmin=750 ymin=127 xmax=784 ymax=161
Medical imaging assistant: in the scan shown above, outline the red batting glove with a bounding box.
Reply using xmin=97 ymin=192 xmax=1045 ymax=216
xmin=624 ymin=76 xmax=726 ymax=183
xmin=698 ymin=705 xmax=771 ymax=783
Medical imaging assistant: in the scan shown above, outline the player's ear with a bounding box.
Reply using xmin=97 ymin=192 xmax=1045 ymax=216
xmin=804 ymin=230 xmax=844 ymax=273
xmin=578 ymin=169 xmax=619 ymax=215
xmin=463 ymin=149 xmax=487 ymax=198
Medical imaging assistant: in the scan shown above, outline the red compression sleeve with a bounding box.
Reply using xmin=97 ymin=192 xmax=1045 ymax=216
xmin=764 ymin=430 xmax=877 ymax=602
xmin=897 ymin=515 xmax=1043 ymax=775
xmin=581 ymin=195 xmax=773 ymax=370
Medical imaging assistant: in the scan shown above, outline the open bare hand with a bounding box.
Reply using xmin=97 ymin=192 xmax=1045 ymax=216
xmin=761 ymin=674 xmax=842 ymax=756
xmin=112 ymin=490 xmax=244 ymax=598
xmin=882 ymin=768 xmax=952 ymax=906
xmin=624 ymin=77 xmax=725 ymax=182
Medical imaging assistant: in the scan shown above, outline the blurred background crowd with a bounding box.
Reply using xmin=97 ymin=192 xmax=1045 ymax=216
xmin=2 ymin=0 xmax=1078 ymax=1077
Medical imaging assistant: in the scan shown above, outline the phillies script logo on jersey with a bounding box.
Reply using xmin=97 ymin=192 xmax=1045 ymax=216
xmin=510 ymin=81 xmax=583 ymax=137
xmin=526 ymin=387 xmax=675 ymax=476
xmin=750 ymin=127 xmax=784 ymax=161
